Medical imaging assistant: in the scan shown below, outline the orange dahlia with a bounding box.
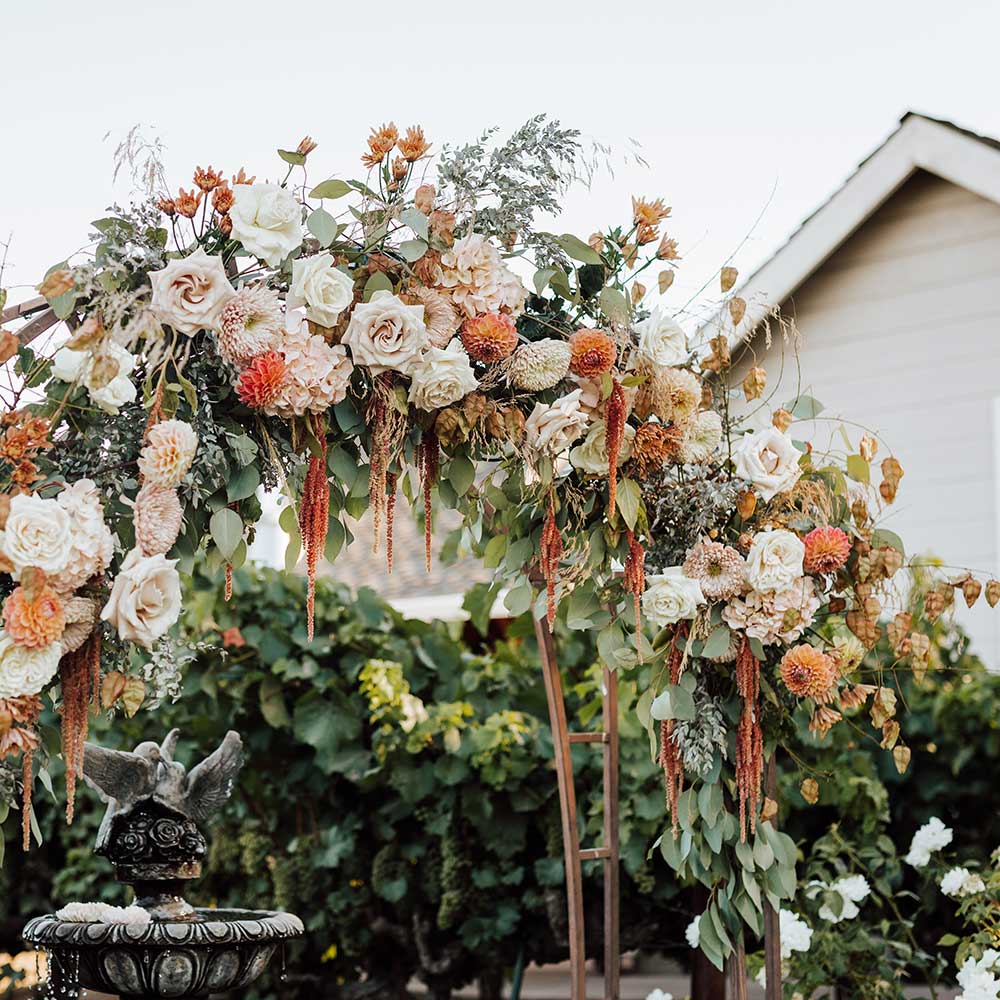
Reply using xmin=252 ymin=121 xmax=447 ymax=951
xmin=3 ymin=585 xmax=65 ymax=649
xmin=461 ymin=313 xmax=518 ymax=363
xmin=568 ymin=329 xmax=616 ymax=378
xmin=779 ymin=644 xmax=838 ymax=701
xmin=803 ymin=526 xmax=851 ymax=574
xmin=236 ymin=351 xmax=287 ymax=408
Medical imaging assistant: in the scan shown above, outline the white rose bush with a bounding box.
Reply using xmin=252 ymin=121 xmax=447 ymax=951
xmin=0 ymin=118 xmax=991 ymax=987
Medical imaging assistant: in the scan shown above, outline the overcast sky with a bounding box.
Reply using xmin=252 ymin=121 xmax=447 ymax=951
xmin=3 ymin=0 xmax=999 ymax=327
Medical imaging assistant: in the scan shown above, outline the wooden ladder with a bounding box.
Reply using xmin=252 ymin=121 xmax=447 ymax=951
xmin=533 ymin=615 xmax=620 ymax=1000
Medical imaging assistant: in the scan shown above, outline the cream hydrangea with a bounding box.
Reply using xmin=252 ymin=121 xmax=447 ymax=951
xmin=524 ymin=390 xmax=589 ymax=461
xmin=745 ymin=528 xmax=806 ymax=593
xmin=0 ymin=631 xmax=61 ymax=698
xmin=723 ymin=578 xmax=820 ymax=645
xmin=342 ymin=290 xmax=429 ymax=375
xmin=138 ymin=420 xmax=198 ymax=488
xmin=229 ymin=184 xmax=303 ymax=267
xmin=569 ymin=420 xmax=635 ymax=475
xmin=148 ymin=247 xmax=236 ymax=335
xmin=634 ymin=308 xmax=687 ymax=368
xmin=265 ymin=326 xmax=354 ymax=417
xmin=437 ymin=233 xmax=526 ymax=318
xmin=101 ymin=549 xmax=182 ymax=649
xmin=733 ymin=427 xmax=803 ymax=501
xmin=642 ymin=568 xmax=705 ymax=626
xmin=286 ymin=253 xmax=355 ymax=328
xmin=0 ymin=494 xmax=72 ymax=575
xmin=408 ymin=339 xmax=478 ymax=411
xmin=49 ymin=479 xmax=114 ymax=593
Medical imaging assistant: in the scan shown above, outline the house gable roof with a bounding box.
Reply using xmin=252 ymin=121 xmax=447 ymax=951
xmin=705 ymin=112 xmax=1000 ymax=345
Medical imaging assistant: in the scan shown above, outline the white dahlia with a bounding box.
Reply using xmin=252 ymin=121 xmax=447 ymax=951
xmin=138 ymin=420 xmax=198 ymax=488
xmin=508 ymin=339 xmax=571 ymax=392
xmin=217 ymin=286 xmax=284 ymax=368
xmin=0 ymin=631 xmax=62 ymax=699
xmin=48 ymin=479 xmax=114 ymax=593
xmin=133 ymin=484 xmax=184 ymax=557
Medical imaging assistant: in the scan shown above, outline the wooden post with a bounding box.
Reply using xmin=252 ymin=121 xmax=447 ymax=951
xmin=727 ymin=938 xmax=750 ymax=1000
xmin=691 ymin=885 xmax=726 ymax=1000
xmin=601 ymin=663 xmax=620 ymax=1000
xmin=762 ymin=758 xmax=782 ymax=1000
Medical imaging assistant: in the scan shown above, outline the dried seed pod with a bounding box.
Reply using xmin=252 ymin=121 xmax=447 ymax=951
xmin=742 ymin=366 xmax=766 ymax=402
xmin=720 ymin=266 xmax=738 ymax=292
xmin=962 ymin=576 xmax=983 ymax=608
xmin=772 ymin=408 xmax=793 ymax=433
xmin=987 ymin=580 xmax=1000 ymax=608
xmin=800 ymin=778 xmax=819 ymax=805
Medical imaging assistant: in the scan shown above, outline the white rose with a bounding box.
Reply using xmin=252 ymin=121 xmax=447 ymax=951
xmin=0 ymin=494 xmax=72 ymax=575
xmin=634 ymin=309 xmax=688 ymax=368
xmin=286 ymin=253 xmax=355 ymax=327
xmin=342 ymin=290 xmax=430 ymax=375
xmin=733 ymin=427 xmax=803 ymax=501
xmin=51 ymin=343 xmax=138 ymax=414
xmin=569 ymin=420 xmax=635 ymax=475
xmin=230 ymin=183 xmax=303 ymax=267
xmin=524 ymin=390 xmax=590 ymax=460
xmin=101 ymin=549 xmax=182 ymax=649
xmin=52 ymin=346 xmax=86 ymax=382
xmin=0 ymin=632 xmax=62 ymax=699
xmin=148 ymin=248 xmax=236 ymax=335
xmin=745 ymin=528 xmax=805 ymax=593
xmin=642 ymin=567 xmax=705 ymax=626
xmin=91 ymin=375 xmax=137 ymax=414
xmin=408 ymin=339 xmax=478 ymax=411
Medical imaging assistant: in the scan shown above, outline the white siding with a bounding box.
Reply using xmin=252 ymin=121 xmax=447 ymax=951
xmin=737 ymin=170 xmax=1000 ymax=665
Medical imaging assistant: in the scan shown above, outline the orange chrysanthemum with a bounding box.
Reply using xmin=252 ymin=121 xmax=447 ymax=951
xmin=236 ymin=352 xmax=287 ymax=409
xmin=212 ymin=184 xmax=234 ymax=214
xmin=630 ymin=421 xmax=682 ymax=478
xmin=232 ymin=168 xmax=256 ymax=186
xmin=803 ymin=526 xmax=852 ymax=575
xmin=780 ymin=644 xmax=838 ymax=701
xmin=568 ymin=329 xmax=617 ymax=378
xmin=175 ymin=187 xmax=203 ymax=218
xmin=460 ymin=313 xmax=518 ymax=363
xmin=398 ymin=125 xmax=431 ymax=162
xmin=632 ymin=196 xmax=670 ymax=229
xmin=193 ymin=165 xmax=224 ymax=191
xmin=362 ymin=122 xmax=399 ymax=167
xmin=3 ymin=585 xmax=64 ymax=649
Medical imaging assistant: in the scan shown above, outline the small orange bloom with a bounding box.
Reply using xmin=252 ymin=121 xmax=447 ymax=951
xmin=221 ymin=626 xmax=246 ymax=648
xmin=212 ymin=184 xmax=234 ymax=214
xmin=3 ymin=585 xmax=65 ymax=649
xmin=363 ymin=122 xmax=399 ymax=167
xmin=296 ymin=136 xmax=318 ymax=156
xmin=391 ymin=156 xmax=409 ymax=181
xmin=461 ymin=313 xmax=518 ymax=363
xmin=568 ymin=329 xmax=617 ymax=378
xmin=236 ymin=351 xmax=287 ymax=408
xmin=157 ymin=197 xmax=177 ymax=217
xmin=232 ymin=168 xmax=256 ymax=186
xmin=780 ymin=644 xmax=838 ymax=702
xmin=632 ymin=196 xmax=670 ymax=229
xmin=397 ymin=125 xmax=431 ymax=162
xmin=193 ymin=165 xmax=224 ymax=191
xmin=175 ymin=187 xmax=203 ymax=218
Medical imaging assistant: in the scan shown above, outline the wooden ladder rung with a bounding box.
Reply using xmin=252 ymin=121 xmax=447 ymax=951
xmin=567 ymin=732 xmax=609 ymax=744
xmin=578 ymin=846 xmax=612 ymax=861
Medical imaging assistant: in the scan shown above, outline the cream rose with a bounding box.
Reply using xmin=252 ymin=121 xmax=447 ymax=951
xmin=569 ymin=420 xmax=635 ymax=475
xmin=342 ymin=290 xmax=430 ymax=375
xmin=51 ymin=342 xmax=138 ymax=415
xmin=0 ymin=632 xmax=61 ymax=698
xmin=733 ymin=427 xmax=803 ymax=501
xmin=0 ymin=494 xmax=72 ymax=575
xmin=286 ymin=253 xmax=355 ymax=328
xmin=101 ymin=549 xmax=182 ymax=649
xmin=149 ymin=248 xmax=236 ymax=335
xmin=634 ymin=309 xmax=688 ymax=368
xmin=642 ymin=568 xmax=705 ymax=627
xmin=524 ymin=389 xmax=590 ymax=459
xmin=745 ymin=528 xmax=805 ymax=593
xmin=408 ymin=339 xmax=478 ymax=411
xmin=230 ymin=184 xmax=303 ymax=267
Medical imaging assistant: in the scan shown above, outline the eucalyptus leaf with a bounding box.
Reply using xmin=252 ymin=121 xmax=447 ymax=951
xmin=210 ymin=508 xmax=243 ymax=561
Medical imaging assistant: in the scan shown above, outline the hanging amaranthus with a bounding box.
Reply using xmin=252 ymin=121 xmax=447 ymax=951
xmin=60 ymin=628 xmax=100 ymax=824
xmin=224 ymin=563 xmax=233 ymax=602
xmin=659 ymin=621 xmax=688 ymax=834
xmin=735 ymin=635 xmax=764 ymax=842
xmin=605 ymin=376 xmax=627 ymax=517
xmin=418 ymin=427 xmax=439 ymax=573
xmin=368 ymin=389 xmax=389 ymax=554
xmin=19 ymin=696 xmax=41 ymax=851
xmin=623 ymin=528 xmax=645 ymax=643
xmin=539 ymin=488 xmax=563 ymax=631
xmin=385 ymin=472 xmax=397 ymax=574
xmin=299 ymin=416 xmax=329 ymax=642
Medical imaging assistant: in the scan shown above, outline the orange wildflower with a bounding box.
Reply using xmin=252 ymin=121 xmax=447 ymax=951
xmin=398 ymin=126 xmax=431 ymax=161
xmin=175 ymin=187 xmax=203 ymax=218
xmin=632 ymin=196 xmax=670 ymax=229
xmin=780 ymin=644 xmax=838 ymax=701
xmin=362 ymin=122 xmax=399 ymax=167
xmin=193 ymin=165 xmax=224 ymax=191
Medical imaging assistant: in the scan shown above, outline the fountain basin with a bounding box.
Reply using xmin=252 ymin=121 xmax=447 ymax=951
xmin=23 ymin=907 xmax=304 ymax=999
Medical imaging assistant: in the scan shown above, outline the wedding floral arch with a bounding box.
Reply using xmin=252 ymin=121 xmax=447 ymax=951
xmin=0 ymin=117 xmax=991 ymax=992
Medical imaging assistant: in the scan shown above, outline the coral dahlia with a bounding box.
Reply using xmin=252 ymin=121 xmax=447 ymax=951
xmin=237 ymin=351 xmax=287 ymax=409
xmin=461 ymin=313 xmax=518 ymax=363
xmin=780 ymin=644 xmax=838 ymax=701
xmin=3 ymin=585 xmax=65 ymax=649
xmin=803 ymin=526 xmax=852 ymax=574
xmin=568 ymin=329 xmax=617 ymax=378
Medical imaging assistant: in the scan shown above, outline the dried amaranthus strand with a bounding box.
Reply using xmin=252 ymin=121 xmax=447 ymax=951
xmin=659 ymin=622 xmax=688 ymax=834
xmin=539 ymin=489 xmax=563 ymax=630
xmin=605 ymin=377 xmax=627 ymax=517
xmin=299 ymin=422 xmax=329 ymax=642
xmin=60 ymin=630 xmax=99 ymax=823
xmin=22 ymin=748 xmax=32 ymax=851
xmin=386 ymin=472 xmax=397 ymax=574
xmin=224 ymin=563 xmax=233 ymax=602
xmin=735 ymin=635 xmax=764 ymax=842
xmin=623 ymin=528 xmax=645 ymax=648
xmin=367 ymin=374 xmax=397 ymax=555
xmin=419 ymin=428 xmax=439 ymax=573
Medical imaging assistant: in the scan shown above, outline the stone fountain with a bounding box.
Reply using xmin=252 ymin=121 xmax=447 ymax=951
xmin=23 ymin=730 xmax=304 ymax=999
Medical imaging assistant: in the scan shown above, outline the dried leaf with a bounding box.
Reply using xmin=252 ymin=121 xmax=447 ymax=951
xmin=880 ymin=720 xmax=900 ymax=750
xmin=588 ymin=232 xmax=605 ymax=253
xmin=800 ymin=778 xmax=819 ymax=805
xmin=909 ymin=631 xmax=930 ymax=664
xmin=720 ymin=266 xmax=738 ymax=293
xmin=728 ymin=296 xmax=747 ymax=327
xmin=870 ymin=686 xmax=897 ymax=728
xmin=859 ymin=434 xmax=878 ymax=462
xmin=0 ymin=330 xmax=18 ymax=366
xmin=880 ymin=456 xmax=904 ymax=503
xmin=121 ymin=678 xmax=146 ymax=718
xmin=462 ymin=392 xmax=488 ymax=428
xmin=760 ymin=797 xmax=778 ymax=823
xmin=923 ymin=589 xmax=945 ymax=622
xmin=658 ymin=270 xmax=675 ymax=295
xmin=737 ymin=490 xmax=757 ymax=520
xmin=742 ymin=366 xmax=766 ymax=402
xmin=101 ymin=671 xmax=127 ymax=710
xmin=38 ymin=268 xmax=74 ymax=299
xmin=893 ymin=744 xmax=911 ymax=774
xmin=700 ymin=335 xmax=731 ymax=373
